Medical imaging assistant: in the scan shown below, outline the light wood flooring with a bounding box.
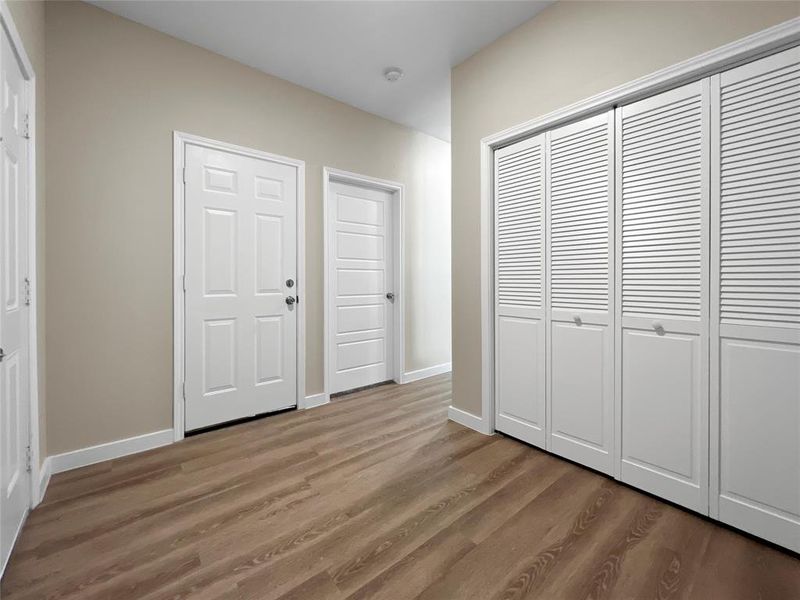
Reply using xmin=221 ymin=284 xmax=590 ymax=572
xmin=3 ymin=374 xmax=799 ymax=599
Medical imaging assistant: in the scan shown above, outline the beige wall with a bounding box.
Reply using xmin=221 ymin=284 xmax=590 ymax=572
xmin=45 ymin=1 xmax=451 ymax=455
xmin=7 ymin=0 xmax=46 ymax=463
xmin=451 ymin=1 xmax=800 ymax=416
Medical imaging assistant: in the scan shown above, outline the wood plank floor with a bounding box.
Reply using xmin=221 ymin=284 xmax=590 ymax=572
xmin=3 ymin=374 xmax=799 ymax=599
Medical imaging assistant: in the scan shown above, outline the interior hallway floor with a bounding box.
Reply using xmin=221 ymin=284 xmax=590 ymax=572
xmin=3 ymin=373 xmax=798 ymax=599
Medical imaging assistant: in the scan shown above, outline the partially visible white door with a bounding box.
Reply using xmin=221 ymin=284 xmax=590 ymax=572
xmin=712 ymin=46 xmax=800 ymax=553
xmin=546 ymin=111 xmax=615 ymax=475
xmin=0 ymin=28 xmax=31 ymax=571
xmin=184 ymin=143 xmax=298 ymax=431
xmin=328 ymin=181 xmax=394 ymax=394
xmin=494 ymin=134 xmax=547 ymax=449
xmin=617 ymin=80 xmax=710 ymax=514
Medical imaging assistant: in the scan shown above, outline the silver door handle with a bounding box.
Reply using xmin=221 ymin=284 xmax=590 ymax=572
xmin=386 ymin=292 xmax=395 ymax=301
xmin=285 ymin=296 xmax=296 ymax=306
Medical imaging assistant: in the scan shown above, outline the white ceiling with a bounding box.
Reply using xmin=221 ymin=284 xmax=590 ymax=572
xmin=89 ymin=1 xmax=551 ymax=141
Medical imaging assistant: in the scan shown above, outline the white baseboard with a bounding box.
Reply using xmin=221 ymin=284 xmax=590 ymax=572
xmin=35 ymin=456 xmax=52 ymax=505
xmin=448 ymin=405 xmax=493 ymax=435
xmin=401 ymin=362 xmax=452 ymax=384
xmin=300 ymin=392 xmax=329 ymax=410
xmin=50 ymin=429 xmax=174 ymax=475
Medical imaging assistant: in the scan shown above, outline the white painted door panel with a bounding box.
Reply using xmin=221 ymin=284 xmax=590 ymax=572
xmin=547 ymin=111 xmax=614 ymax=474
xmin=0 ymin=28 xmax=30 ymax=571
xmin=711 ymin=46 xmax=800 ymax=552
xmin=550 ymin=321 xmax=613 ymax=472
xmin=329 ymin=181 xmax=393 ymax=394
xmin=185 ymin=144 xmax=297 ymax=431
xmin=717 ymin=337 xmax=800 ymax=552
xmin=617 ymin=79 xmax=710 ymax=514
xmin=621 ymin=328 xmax=704 ymax=509
xmin=495 ymin=134 xmax=546 ymax=448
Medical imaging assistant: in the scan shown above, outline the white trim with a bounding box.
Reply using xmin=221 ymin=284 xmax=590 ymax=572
xmin=37 ymin=456 xmax=51 ymax=503
xmin=322 ymin=166 xmax=405 ymax=397
xmin=448 ymin=406 xmax=493 ymax=435
xmin=478 ymin=19 xmax=800 ymax=431
xmin=50 ymin=430 xmax=174 ymax=474
xmin=299 ymin=392 xmax=329 ymax=410
xmin=401 ymin=362 xmax=451 ymax=384
xmin=0 ymin=2 xmax=42 ymax=511
xmin=173 ymin=131 xmax=306 ymax=440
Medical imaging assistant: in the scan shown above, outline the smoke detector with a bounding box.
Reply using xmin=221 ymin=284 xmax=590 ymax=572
xmin=383 ymin=67 xmax=404 ymax=82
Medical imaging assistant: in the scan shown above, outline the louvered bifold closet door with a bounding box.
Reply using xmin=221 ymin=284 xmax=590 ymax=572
xmin=495 ymin=134 xmax=547 ymax=448
xmin=711 ymin=46 xmax=800 ymax=552
xmin=617 ymin=80 xmax=710 ymax=514
xmin=546 ymin=112 xmax=615 ymax=474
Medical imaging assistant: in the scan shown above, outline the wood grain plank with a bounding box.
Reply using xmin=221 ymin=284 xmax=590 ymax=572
xmin=1 ymin=374 xmax=797 ymax=600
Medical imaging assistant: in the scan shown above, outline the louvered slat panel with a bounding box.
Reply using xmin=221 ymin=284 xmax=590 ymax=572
xmin=496 ymin=139 xmax=543 ymax=308
xmin=549 ymin=120 xmax=611 ymax=311
xmin=621 ymin=90 xmax=705 ymax=319
xmin=719 ymin=54 xmax=800 ymax=328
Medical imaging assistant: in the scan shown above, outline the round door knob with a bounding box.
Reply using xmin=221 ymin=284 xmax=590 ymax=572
xmin=386 ymin=292 xmax=395 ymax=301
xmin=285 ymin=296 xmax=296 ymax=305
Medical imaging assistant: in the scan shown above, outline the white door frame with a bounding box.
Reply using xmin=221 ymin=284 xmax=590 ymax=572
xmin=173 ymin=131 xmax=306 ymax=441
xmin=474 ymin=19 xmax=800 ymax=436
xmin=323 ymin=167 xmax=404 ymax=399
xmin=0 ymin=2 xmax=41 ymax=507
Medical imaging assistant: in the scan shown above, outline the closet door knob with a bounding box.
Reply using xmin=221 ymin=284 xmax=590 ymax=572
xmin=573 ymin=314 xmax=582 ymax=326
xmin=652 ymin=321 xmax=665 ymax=335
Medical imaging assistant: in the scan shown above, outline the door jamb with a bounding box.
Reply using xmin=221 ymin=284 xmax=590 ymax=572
xmin=0 ymin=2 xmax=42 ymax=507
xmin=173 ymin=131 xmax=306 ymax=441
xmin=322 ymin=167 xmax=404 ymax=399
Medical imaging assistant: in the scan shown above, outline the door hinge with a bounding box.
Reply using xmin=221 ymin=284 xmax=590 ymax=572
xmin=25 ymin=445 xmax=32 ymax=473
xmin=24 ymin=277 xmax=31 ymax=306
xmin=22 ymin=113 xmax=30 ymax=140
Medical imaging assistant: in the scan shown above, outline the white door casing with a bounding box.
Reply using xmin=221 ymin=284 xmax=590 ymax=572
xmin=494 ymin=134 xmax=547 ymax=448
xmin=616 ymin=79 xmax=710 ymax=514
xmin=710 ymin=46 xmax=800 ymax=552
xmin=0 ymin=27 xmax=31 ymax=571
xmin=546 ymin=111 xmax=615 ymax=475
xmin=328 ymin=180 xmax=394 ymax=394
xmin=184 ymin=143 xmax=298 ymax=431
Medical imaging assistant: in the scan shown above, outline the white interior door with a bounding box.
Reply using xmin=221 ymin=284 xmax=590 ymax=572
xmin=617 ymin=80 xmax=710 ymax=514
xmin=711 ymin=46 xmax=800 ymax=552
xmin=494 ymin=134 xmax=547 ymax=448
xmin=184 ymin=143 xmax=298 ymax=431
xmin=546 ymin=111 xmax=615 ymax=474
xmin=0 ymin=28 xmax=31 ymax=571
xmin=328 ymin=180 xmax=394 ymax=394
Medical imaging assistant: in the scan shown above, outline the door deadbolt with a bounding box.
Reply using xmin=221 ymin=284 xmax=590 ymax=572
xmin=386 ymin=292 xmax=395 ymax=301
xmin=286 ymin=278 xmax=294 ymax=288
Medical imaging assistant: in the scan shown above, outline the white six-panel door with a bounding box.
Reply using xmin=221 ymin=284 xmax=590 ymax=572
xmin=0 ymin=28 xmax=31 ymax=570
xmin=328 ymin=180 xmax=394 ymax=394
xmin=711 ymin=46 xmax=800 ymax=552
xmin=184 ymin=143 xmax=298 ymax=431
xmin=616 ymin=80 xmax=710 ymax=514
xmin=546 ymin=112 xmax=615 ymax=474
xmin=495 ymin=134 xmax=547 ymax=448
